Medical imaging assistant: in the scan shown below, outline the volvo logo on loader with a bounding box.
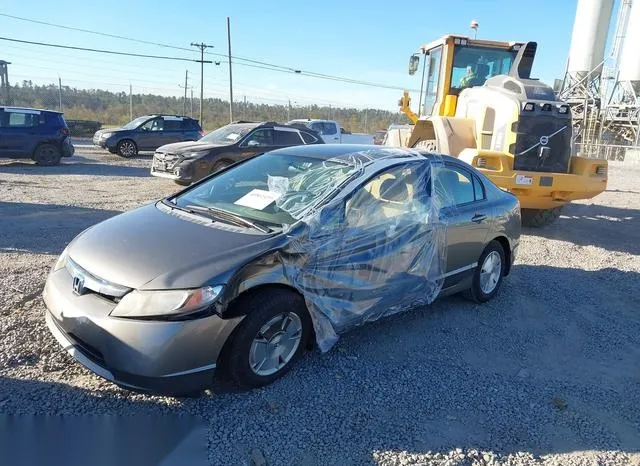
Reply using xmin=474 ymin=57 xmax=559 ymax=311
xmin=539 ymin=135 xmax=549 ymax=146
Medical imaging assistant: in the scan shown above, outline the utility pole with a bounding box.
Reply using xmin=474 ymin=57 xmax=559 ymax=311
xmin=129 ymin=83 xmax=133 ymax=121
xmin=227 ymin=17 xmax=234 ymax=123
xmin=180 ymin=70 xmax=188 ymax=116
xmin=58 ymin=76 xmax=63 ymax=112
xmin=190 ymin=89 xmax=194 ymax=117
xmin=364 ymin=108 xmax=368 ymax=133
xmin=328 ymin=104 xmax=331 ymax=120
xmin=190 ymin=42 xmax=214 ymax=127
xmin=0 ymin=60 xmax=11 ymax=105
xmin=287 ymin=99 xmax=291 ymax=121
xmin=243 ymin=95 xmax=247 ymax=119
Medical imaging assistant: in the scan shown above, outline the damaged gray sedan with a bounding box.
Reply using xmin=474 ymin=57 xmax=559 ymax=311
xmin=43 ymin=145 xmax=520 ymax=395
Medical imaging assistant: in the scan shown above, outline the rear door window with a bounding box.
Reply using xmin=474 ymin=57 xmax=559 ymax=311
xmin=275 ymin=129 xmax=303 ymax=146
xmin=6 ymin=111 xmax=40 ymax=128
xmin=434 ymin=164 xmax=476 ymax=207
xmin=163 ymin=118 xmax=183 ymax=131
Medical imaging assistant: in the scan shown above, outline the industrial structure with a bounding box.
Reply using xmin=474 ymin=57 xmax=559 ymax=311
xmin=560 ymin=0 xmax=640 ymax=157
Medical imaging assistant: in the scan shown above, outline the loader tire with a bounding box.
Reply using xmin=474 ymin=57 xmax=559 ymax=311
xmin=413 ymin=139 xmax=439 ymax=152
xmin=521 ymin=207 xmax=563 ymax=228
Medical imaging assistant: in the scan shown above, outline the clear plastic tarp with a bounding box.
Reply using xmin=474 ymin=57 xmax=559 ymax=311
xmin=279 ymin=150 xmax=449 ymax=351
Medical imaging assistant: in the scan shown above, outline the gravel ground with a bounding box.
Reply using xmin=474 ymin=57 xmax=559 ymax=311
xmin=0 ymin=151 xmax=639 ymax=466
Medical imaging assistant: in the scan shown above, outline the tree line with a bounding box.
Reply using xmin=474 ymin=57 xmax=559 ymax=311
xmin=7 ymin=81 xmax=410 ymax=133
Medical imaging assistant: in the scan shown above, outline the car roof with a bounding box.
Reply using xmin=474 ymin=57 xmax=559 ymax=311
xmin=0 ymin=106 xmax=62 ymax=114
xmin=270 ymin=143 xmax=457 ymax=164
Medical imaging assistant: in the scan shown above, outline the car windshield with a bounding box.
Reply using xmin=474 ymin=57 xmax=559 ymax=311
xmin=199 ymin=123 xmax=258 ymax=145
xmin=122 ymin=116 xmax=152 ymax=130
xmin=173 ymin=152 xmax=360 ymax=227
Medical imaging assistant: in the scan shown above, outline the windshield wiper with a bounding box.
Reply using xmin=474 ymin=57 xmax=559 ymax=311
xmin=185 ymin=204 xmax=271 ymax=233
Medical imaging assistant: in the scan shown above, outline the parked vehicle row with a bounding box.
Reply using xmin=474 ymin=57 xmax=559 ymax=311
xmin=43 ymin=144 xmax=520 ymax=395
xmin=0 ymin=106 xmax=74 ymax=165
xmin=150 ymin=121 xmax=323 ymax=185
xmin=287 ymin=119 xmax=374 ymax=144
xmin=93 ymin=114 xmax=203 ymax=157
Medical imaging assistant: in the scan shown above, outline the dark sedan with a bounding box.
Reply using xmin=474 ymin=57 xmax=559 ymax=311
xmin=150 ymin=121 xmax=323 ymax=185
xmin=44 ymin=145 xmax=520 ymax=395
xmin=93 ymin=115 xmax=202 ymax=157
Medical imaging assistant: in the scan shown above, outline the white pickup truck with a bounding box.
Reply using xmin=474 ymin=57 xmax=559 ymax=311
xmin=287 ymin=119 xmax=374 ymax=144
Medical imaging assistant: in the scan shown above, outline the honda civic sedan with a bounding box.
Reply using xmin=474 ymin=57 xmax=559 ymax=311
xmin=43 ymin=145 xmax=520 ymax=395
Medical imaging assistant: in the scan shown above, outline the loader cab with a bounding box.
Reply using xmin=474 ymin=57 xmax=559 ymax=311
xmin=416 ymin=36 xmax=522 ymax=118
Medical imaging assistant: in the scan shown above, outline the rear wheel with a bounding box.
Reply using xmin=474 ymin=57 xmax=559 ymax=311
xmin=521 ymin=207 xmax=563 ymax=227
xmin=116 ymin=139 xmax=137 ymax=158
xmin=463 ymin=240 xmax=505 ymax=303
xmin=222 ymin=289 xmax=312 ymax=388
xmin=32 ymin=143 xmax=62 ymax=166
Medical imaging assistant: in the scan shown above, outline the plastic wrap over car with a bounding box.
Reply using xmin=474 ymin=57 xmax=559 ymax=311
xmin=275 ymin=150 xmax=450 ymax=351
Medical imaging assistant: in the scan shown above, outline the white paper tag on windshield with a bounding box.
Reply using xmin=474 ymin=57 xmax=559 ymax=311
xmin=234 ymin=189 xmax=282 ymax=210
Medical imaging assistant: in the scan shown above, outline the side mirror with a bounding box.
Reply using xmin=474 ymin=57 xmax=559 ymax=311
xmin=247 ymin=140 xmax=260 ymax=147
xmin=408 ymin=54 xmax=420 ymax=76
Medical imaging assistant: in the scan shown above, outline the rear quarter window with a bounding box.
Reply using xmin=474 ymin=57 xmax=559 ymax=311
xmin=300 ymin=131 xmax=319 ymax=144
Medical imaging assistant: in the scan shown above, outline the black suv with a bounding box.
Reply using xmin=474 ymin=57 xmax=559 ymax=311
xmin=0 ymin=106 xmax=74 ymax=165
xmin=151 ymin=121 xmax=323 ymax=185
xmin=93 ymin=115 xmax=202 ymax=157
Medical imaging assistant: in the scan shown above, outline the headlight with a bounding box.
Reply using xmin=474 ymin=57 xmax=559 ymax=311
xmin=100 ymin=132 xmax=113 ymax=139
xmin=182 ymin=151 xmax=209 ymax=159
xmin=110 ymin=285 xmax=223 ymax=318
xmin=53 ymin=247 xmax=68 ymax=272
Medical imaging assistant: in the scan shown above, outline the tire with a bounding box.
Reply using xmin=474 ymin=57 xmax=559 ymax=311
xmin=116 ymin=139 xmax=137 ymax=158
xmin=463 ymin=240 xmax=506 ymax=303
xmin=174 ymin=180 xmax=191 ymax=187
xmin=413 ymin=139 xmax=439 ymax=152
xmin=521 ymin=207 xmax=563 ymax=227
xmin=32 ymin=143 xmax=62 ymax=166
xmin=222 ymin=289 xmax=312 ymax=388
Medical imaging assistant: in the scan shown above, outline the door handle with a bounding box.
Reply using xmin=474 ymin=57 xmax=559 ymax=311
xmin=471 ymin=213 xmax=487 ymax=223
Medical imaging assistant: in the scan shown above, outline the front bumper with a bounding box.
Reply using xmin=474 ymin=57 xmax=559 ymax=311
xmin=151 ymin=155 xmax=195 ymax=183
xmin=43 ymin=266 xmax=242 ymax=395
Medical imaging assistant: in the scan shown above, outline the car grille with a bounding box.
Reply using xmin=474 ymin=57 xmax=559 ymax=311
xmin=65 ymin=257 xmax=131 ymax=300
xmin=153 ymin=152 xmax=182 ymax=172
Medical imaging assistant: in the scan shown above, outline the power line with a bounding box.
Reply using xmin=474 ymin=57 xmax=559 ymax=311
xmin=0 ymin=36 xmax=198 ymax=63
xmin=0 ymin=13 xmax=418 ymax=92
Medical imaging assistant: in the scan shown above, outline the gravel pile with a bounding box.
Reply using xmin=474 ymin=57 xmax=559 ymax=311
xmin=1 ymin=152 xmax=639 ymax=465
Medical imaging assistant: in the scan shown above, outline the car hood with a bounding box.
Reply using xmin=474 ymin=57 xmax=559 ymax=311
xmin=67 ymin=203 xmax=283 ymax=290
xmin=95 ymin=128 xmax=127 ymax=136
xmin=156 ymin=141 xmax=230 ymax=153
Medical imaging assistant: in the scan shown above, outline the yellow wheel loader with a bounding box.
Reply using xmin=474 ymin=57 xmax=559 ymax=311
xmin=394 ymin=36 xmax=608 ymax=227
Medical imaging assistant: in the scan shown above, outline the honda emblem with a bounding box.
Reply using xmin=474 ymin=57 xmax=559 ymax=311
xmin=72 ymin=275 xmax=85 ymax=295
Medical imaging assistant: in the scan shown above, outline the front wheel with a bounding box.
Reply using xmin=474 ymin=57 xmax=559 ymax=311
xmin=463 ymin=240 xmax=505 ymax=303
xmin=32 ymin=143 xmax=62 ymax=166
xmin=222 ymin=289 xmax=312 ymax=388
xmin=116 ymin=139 xmax=137 ymax=158
xmin=521 ymin=207 xmax=563 ymax=227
